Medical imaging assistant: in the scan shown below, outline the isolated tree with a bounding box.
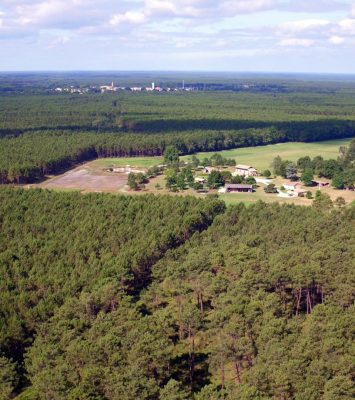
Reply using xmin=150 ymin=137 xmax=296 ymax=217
xmin=164 ymin=146 xmax=180 ymax=166
xmin=262 ymin=169 xmax=271 ymax=178
xmin=264 ymin=184 xmax=278 ymax=194
xmin=165 ymin=169 xmax=178 ymax=190
xmin=301 ymin=168 xmax=314 ymax=186
xmin=272 ymin=156 xmax=283 ymax=176
xmin=285 ymin=162 xmax=298 ymax=181
xmin=127 ymin=173 xmax=139 ymax=190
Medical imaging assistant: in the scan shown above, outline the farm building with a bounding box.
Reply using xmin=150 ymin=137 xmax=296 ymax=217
xmin=313 ymin=180 xmax=330 ymax=188
xmin=225 ymin=184 xmax=253 ymax=193
xmin=284 ymin=182 xmax=302 ymax=191
xmin=233 ymin=165 xmax=258 ymax=177
xmin=294 ymin=189 xmax=308 ymax=197
xmin=194 ymin=177 xmax=207 ymax=184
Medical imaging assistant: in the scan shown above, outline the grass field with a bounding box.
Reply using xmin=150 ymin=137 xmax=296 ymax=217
xmin=92 ymin=138 xmax=353 ymax=171
xmin=182 ymin=138 xmax=353 ymax=171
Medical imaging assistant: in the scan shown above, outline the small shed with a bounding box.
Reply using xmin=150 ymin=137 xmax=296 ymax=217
xmin=194 ymin=177 xmax=207 ymax=184
xmin=294 ymin=188 xmax=308 ymax=197
xmin=284 ymin=181 xmax=302 ymax=191
xmin=225 ymin=184 xmax=253 ymax=193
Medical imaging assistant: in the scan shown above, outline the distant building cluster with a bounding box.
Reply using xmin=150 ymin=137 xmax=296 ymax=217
xmin=53 ymin=81 xmax=196 ymax=94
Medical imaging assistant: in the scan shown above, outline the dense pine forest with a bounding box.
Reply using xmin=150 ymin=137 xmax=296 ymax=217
xmin=0 ymin=188 xmax=353 ymax=399
xmin=1 ymin=81 xmax=355 ymax=183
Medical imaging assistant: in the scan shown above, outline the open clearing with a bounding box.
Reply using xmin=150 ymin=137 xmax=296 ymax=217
xmin=37 ymin=165 xmax=127 ymax=192
xmin=93 ymin=156 xmax=163 ymax=169
xmin=34 ymin=138 xmax=355 ymax=205
xmin=182 ymin=138 xmax=353 ymax=171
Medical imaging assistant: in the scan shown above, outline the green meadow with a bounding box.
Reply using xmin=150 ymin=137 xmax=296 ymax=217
xmin=91 ymin=138 xmax=353 ymax=171
xmin=182 ymin=138 xmax=353 ymax=171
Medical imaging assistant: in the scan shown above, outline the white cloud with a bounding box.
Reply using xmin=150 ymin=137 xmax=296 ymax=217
xmin=329 ymin=35 xmax=345 ymax=44
xmin=110 ymin=11 xmax=146 ymax=26
xmin=145 ymin=0 xmax=200 ymax=18
xmin=338 ymin=18 xmax=355 ymax=35
xmin=278 ymin=38 xmax=314 ymax=47
xmin=221 ymin=0 xmax=276 ymax=14
xmin=278 ymin=19 xmax=330 ymax=33
xmin=351 ymin=3 xmax=355 ymax=17
xmin=281 ymin=0 xmax=350 ymax=13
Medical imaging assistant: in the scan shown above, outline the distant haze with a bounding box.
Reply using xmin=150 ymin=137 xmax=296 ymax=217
xmin=0 ymin=0 xmax=355 ymax=73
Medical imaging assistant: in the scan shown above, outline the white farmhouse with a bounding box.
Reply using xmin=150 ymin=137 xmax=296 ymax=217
xmin=233 ymin=165 xmax=258 ymax=177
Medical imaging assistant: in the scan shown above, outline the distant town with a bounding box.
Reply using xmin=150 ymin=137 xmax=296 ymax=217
xmin=52 ymin=81 xmax=271 ymax=95
xmin=54 ymin=81 xmax=200 ymax=94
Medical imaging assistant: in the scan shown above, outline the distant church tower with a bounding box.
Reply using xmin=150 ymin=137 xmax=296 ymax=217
xmin=152 ymin=82 xmax=155 ymax=90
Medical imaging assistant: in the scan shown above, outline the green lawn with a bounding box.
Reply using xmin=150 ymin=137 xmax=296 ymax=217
xmin=90 ymin=138 xmax=353 ymax=170
xmin=182 ymin=138 xmax=354 ymax=172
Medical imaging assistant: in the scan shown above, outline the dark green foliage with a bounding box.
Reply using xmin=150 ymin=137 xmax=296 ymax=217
xmin=301 ymin=168 xmax=314 ymax=186
xmin=0 ymin=356 xmax=18 ymax=400
xmin=164 ymin=146 xmax=180 ymax=166
xmin=143 ymin=202 xmax=354 ymax=399
xmin=0 ymin=189 xmax=354 ymax=399
xmin=207 ymin=171 xmax=225 ymax=189
xmin=262 ymin=169 xmax=271 ymax=178
xmin=313 ymin=190 xmax=334 ymax=211
xmin=0 ymin=188 xmax=224 ymax=398
xmin=264 ymin=183 xmax=278 ymax=193
xmin=332 ymin=174 xmax=345 ymax=190
xmin=297 ymin=156 xmax=312 ymax=171
xmin=127 ymin=172 xmax=148 ymax=190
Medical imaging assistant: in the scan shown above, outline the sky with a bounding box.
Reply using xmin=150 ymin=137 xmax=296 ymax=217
xmin=0 ymin=0 xmax=355 ymax=73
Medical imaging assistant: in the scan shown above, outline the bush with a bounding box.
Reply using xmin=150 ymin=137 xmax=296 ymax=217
xmin=264 ymin=184 xmax=278 ymax=194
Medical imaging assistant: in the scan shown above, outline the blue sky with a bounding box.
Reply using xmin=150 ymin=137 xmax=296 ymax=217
xmin=0 ymin=0 xmax=355 ymax=73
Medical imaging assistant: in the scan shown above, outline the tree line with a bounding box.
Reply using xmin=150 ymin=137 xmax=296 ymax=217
xmin=1 ymin=128 xmax=355 ymax=185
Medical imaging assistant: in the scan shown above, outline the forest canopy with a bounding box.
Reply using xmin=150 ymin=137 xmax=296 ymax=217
xmin=0 ymin=188 xmax=353 ymax=399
